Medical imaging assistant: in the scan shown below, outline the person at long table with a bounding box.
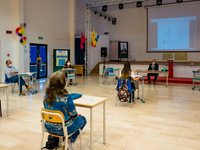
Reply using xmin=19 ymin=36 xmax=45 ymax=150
xmin=147 ymin=59 xmax=159 ymax=84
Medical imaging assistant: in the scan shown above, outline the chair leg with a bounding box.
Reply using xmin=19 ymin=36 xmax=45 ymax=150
xmin=130 ymin=93 xmax=133 ymax=108
xmin=12 ymin=83 xmax=16 ymax=94
xmin=115 ymin=94 xmax=118 ymax=106
xmin=40 ymin=131 xmax=44 ymax=150
xmin=79 ymin=129 xmax=82 ymax=150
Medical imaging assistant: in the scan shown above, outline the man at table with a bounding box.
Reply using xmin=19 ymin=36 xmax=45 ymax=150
xmin=4 ymin=60 xmax=31 ymax=95
xmin=147 ymin=59 xmax=159 ymax=84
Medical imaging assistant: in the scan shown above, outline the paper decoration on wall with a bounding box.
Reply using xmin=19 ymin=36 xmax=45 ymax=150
xmin=80 ymin=33 xmax=86 ymax=50
xmin=162 ymin=52 xmax=173 ymax=60
xmin=90 ymin=30 xmax=99 ymax=47
xmin=15 ymin=27 xmax=25 ymax=37
xmin=174 ymin=52 xmax=188 ymax=60
xmin=20 ymin=36 xmax=27 ymax=45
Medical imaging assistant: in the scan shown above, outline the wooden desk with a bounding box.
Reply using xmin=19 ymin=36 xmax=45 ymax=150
xmin=135 ymin=70 xmax=169 ymax=87
xmin=71 ymin=65 xmax=84 ymax=76
xmin=0 ymin=84 xmax=11 ymax=117
xmin=74 ymin=95 xmax=108 ymax=150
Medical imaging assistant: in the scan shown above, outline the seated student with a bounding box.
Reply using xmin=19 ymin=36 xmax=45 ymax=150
xmin=4 ymin=60 xmax=31 ymax=95
xmin=43 ymin=71 xmax=86 ymax=150
xmin=116 ymin=61 xmax=140 ymax=102
xmin=62 ymin=60 xmax=74 ymax=85
xmin=147 ymin=59 xmax=159 ymax=84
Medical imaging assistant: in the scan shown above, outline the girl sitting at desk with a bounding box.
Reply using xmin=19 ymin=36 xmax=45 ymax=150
xmin=43 ymin=71 xmax=86 ymax=150
xmin=62 ymin=60 xmax=74 ymax=85
xmin=116 ymin=61 xmax=140 ymax=102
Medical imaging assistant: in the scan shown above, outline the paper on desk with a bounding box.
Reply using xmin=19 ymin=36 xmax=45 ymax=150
xmin=25 ymin=72 xmax=34 ymax=76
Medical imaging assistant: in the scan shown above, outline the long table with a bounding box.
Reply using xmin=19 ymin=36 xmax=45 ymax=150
xmin=135 ymin=70 xmax=169 ymax=87
xmin=0 ymin=84 xmax=11 ymax=117
xmin=74 ymin=95 xmax=108 ymax=150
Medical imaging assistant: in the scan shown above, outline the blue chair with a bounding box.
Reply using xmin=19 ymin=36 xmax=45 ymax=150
xmin=3 ymin=74 xmax=17 ymax=94
xmin=116 ymin=79 xmax=135 ymax=108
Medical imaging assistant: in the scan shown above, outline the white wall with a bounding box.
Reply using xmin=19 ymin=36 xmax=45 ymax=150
xmin=24 ymin=0 xmax=75 ymax=76
xmin=0 ymin=0 xmax=21 ymax=82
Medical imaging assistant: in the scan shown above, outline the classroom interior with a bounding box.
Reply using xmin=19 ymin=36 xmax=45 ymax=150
xmin=0 ymin=0 xmax=200 ymax=150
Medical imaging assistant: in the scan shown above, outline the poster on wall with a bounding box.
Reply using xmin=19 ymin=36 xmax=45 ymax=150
xmin=118 ymin=41 xmax=128 ymax=58
xmin=56 ymin=51 xmax=68 ymax=66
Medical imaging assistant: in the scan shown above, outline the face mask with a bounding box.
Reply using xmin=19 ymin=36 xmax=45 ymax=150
xmin=9 ymin=64 xmax=12 ymax=67
xmin=67 ymin=63 xmax=70 ymax=65
xmin=152 ymin=62 xmax=155 ymax=65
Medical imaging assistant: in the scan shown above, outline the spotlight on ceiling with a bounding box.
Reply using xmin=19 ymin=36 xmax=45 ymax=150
xmin=94 ymin=11 xmax=97 ymax=14
xmin=100 ymin=14 xmax=102 ymax=17
xmin=119 ymin=3 xmax=123 ymax=10
xmin=104 ymin=16 xmax=107 ymax=19
xmin=108 ymin=17 xmax=111 ymax=21
xmin=136 ymin=1 xmax=142 ymax=7
xmin=112 ymin=18 xmax=117 ymax=25
xmin=177 ymin=0 xmax=183 ymax=3
xmin=156 ymin=0 xmax=162 ymax=5
xmin=102 ymin=5 xmax=107 ymax=12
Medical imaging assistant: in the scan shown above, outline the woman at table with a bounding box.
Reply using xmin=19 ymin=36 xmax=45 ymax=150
xmin=62 ymin=60 xmax=74 ymax=85
xmin=43 ymin=71 xmax=86 ymax=150
xmin=116 ymin=61 xmax=140 ymax=103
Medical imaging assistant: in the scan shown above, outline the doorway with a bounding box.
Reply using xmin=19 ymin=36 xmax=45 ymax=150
xmin=30 ymin=44 xmax=47 ymax=79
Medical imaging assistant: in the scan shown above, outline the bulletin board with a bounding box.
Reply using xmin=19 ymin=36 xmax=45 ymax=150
xmin=53 ymin=49 xmax=70 ymax=72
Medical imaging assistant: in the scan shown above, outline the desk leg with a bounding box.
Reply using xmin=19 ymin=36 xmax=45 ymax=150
xmin=166 ymin=74 xmax=168 ymax=87
xmin=18 ymin=76 xmax=20 ymax=96
xmin=137 ymin=80 xmax=139 ymax=99
xmin=103 ymin=101 xmax=106 ymax=144
xmin=6 ymin=87 xmax=9 ymax=117
xmin=142 ymin=79 xmax=144 ymax=101
xmin=90 ymin=108 xmax=93 ymax=150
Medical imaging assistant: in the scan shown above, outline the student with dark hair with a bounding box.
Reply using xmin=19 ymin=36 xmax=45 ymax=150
xmin=62 ymin=60 xmax=74 ymax=85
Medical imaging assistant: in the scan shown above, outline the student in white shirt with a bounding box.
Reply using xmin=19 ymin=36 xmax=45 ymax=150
xmin=116 ymin=61 xmax=140 ymax=102
xmin=4 ymin=60 xmax=31 ymax=95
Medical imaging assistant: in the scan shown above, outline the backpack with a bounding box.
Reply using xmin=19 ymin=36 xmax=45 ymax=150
xmin=117 ymin=80 xmax=130 ymax=102
xmin=41 ymin=135 xmax=59 ymax=150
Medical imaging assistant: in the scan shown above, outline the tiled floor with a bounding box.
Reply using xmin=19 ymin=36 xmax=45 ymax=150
xmin=0 ymin=76 xmax=200 ymax=150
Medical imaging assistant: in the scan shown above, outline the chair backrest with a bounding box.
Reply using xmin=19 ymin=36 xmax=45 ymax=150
xmin=107 ymin=67 xmax=114 ymax=73
xmin=5 ymin=74 xmax=9 ymax=83
xmin=41 ymin=108 xmax=65 ymax=124
xmin=117 ymin=79 xmax=133 ymax=92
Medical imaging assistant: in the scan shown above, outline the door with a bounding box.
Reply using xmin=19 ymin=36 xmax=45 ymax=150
xmin=30 ymin=44 xmax=47 ymax=79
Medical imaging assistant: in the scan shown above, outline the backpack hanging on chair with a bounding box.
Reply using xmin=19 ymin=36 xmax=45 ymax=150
xmin=117 ymin=79 xmax=130 ymax=102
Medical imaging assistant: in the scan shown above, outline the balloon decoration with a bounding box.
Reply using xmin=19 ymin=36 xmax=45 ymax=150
xmin=15 ymin=27 xmax=25 ymax=37
xmin=20 ymin=36 xmax=27 ymax=45
xmin=15 ymin=27 xmax=27 ymax=45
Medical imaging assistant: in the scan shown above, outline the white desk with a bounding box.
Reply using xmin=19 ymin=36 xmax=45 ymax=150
xmin=0 ymin=84 xmax=11 ymax=117
xmin=74 ymin=95 xmax=108 ymax=150
xmin=18 ymin=72 xmax=37 ymax=96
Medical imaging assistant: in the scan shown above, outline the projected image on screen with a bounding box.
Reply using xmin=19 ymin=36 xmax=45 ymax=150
xmin=151 ymin=16 xmax=196 ymax=50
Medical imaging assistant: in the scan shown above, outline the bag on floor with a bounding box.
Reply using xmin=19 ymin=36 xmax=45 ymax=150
xmin=118 ymin=80 xmax=130 ymax=102
xmin=41 ymin=135 xmax=59 ymax=150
